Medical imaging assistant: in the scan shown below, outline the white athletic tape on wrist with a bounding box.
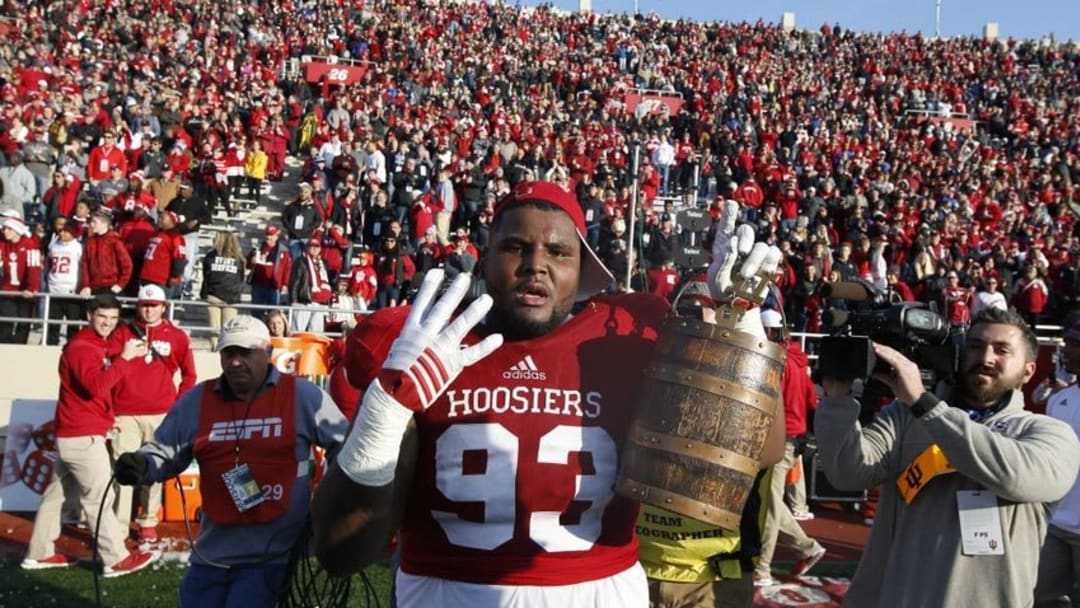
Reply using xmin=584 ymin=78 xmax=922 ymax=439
xmin=337 ymin=379 xmax=415 ymax=487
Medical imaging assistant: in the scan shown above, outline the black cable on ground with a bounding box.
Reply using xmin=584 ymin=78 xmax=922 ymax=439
xmin=91 ymin=473 xmax=115 ymax=608
xmin=277 ymin=521 xmax=360 ymax=608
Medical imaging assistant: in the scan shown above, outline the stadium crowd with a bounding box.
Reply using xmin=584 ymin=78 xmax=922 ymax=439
xmin=1 ymin=0 xmax=1080 ymax=339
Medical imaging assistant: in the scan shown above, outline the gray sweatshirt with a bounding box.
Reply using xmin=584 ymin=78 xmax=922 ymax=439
xmin=815 ymin=388 xmax=1079 ymax=608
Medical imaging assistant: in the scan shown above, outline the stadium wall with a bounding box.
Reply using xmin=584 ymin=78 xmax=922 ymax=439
xmin=0 ymin=345 xmax=225 ymax=452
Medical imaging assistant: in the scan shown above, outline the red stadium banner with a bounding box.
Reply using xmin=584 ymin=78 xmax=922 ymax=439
xmin=624 ymin=90 xmax=684 ymax=120
xmin=301 ymin=55 xmax=369 ymax=85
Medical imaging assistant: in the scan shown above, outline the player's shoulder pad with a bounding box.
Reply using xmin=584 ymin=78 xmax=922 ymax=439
xmin=587 ymin=291 xmax=671 ymax=327
xmin=343 ymin=305 xmax=411 ymax=390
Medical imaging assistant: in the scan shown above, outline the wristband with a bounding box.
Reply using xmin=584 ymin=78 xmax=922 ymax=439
xmin=910 ymin=392 xmax=940 ymax=418
xmin=336 ymin=379 xmax=415 ymax=486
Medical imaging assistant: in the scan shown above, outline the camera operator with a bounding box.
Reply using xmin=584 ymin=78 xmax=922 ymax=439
xmin=815 ymin=308 xmax=1080 ymax=606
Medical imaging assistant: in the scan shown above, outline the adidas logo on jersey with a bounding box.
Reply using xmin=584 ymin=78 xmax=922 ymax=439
xmin=502 ymin=355 xmax=547 ymax=381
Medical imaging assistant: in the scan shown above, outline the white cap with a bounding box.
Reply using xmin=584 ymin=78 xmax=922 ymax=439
xmin=1 ymin=216 xmax=29 ymax=237
xmin=137 ymin=284 xmax=167 ymax=304
xmin=216 ymin=315 xmax=271 ymax=352
xmin=760 ymin=309 xmax=784 ymax=329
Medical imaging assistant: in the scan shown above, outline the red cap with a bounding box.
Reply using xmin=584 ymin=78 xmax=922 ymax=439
xmin=307 ymin=237 xmax=322 ymax=247
xmin=161 ymin=210 xmax=180 ymax=225
xmin=493 ymin=180 xmax=614 ymax=300
xmin=266 ymin=225 xmax=281 ymax=236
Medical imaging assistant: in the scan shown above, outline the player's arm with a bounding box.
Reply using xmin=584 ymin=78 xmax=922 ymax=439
xmin=311 ymin=270 xmax=502 ymax=575
xmin=312 ymin=422 xmax=417 ymax=575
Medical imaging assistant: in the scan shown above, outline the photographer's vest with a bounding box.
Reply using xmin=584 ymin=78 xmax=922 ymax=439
xmin=637 ymin=470 xmax=769 ymax=582
xmin=194 ymin=375 xmax=298 ymax=524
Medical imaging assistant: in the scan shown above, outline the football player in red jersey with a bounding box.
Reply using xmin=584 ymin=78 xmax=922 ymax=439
xmin=313 ymin=182 xmax=785 ymax=607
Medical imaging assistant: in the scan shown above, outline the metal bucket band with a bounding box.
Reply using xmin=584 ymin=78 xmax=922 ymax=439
xmin=662 ymin=317 xmax=787 ymax=361
xmin=615 ymin=477 xmax=743 ymax=530
xmin=627 ymin=425 xmax=761 ymax=476
xmin=644 ymin=364 xmax=779 ymax=417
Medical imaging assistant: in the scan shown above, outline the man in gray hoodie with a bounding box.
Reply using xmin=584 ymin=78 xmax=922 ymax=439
xmin=816 ymin=307 xmax=1080 ymax=607
xmin=0 ymin=151 xmax=37 ymax=218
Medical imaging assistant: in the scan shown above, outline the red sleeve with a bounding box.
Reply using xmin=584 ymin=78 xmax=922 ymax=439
xmin=176 ymin=332 xmax=197 ymax=395
xmin=343 ymin=307 xmax=410 ymax=390
xmin=277 ymin=251 xmax=293 ymax=287
xmin=115 ymin=239 xmax=133 ymax=287
xmin=66 ymin=340 xmax=134 ymax=397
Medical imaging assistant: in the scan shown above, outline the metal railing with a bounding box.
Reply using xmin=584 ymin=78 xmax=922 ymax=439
xmin=0 ymin=290 xmax=1066 ymax=352
xmin=0 ymin=291 xmax=371 ymax=346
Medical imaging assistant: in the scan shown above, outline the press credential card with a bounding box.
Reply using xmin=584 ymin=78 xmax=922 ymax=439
xmin=957 ymin=490 xmax=1005 ymax=556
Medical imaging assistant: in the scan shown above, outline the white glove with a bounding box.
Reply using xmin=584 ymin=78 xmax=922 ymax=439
xmin=705 ymin=200 xmax=784 ymax=338
xmin=380 ymin=270 xmax=503 ymax=411
xmin=337 ymin=270 xmax=504 ymax=486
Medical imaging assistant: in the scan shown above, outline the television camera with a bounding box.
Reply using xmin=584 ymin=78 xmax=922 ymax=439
xmin=816 ymin=279 xmax=962 ymax=397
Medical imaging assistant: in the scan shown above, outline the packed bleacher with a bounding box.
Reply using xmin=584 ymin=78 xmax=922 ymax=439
xmin=2 ymin=0 xmax=1080 ymax=344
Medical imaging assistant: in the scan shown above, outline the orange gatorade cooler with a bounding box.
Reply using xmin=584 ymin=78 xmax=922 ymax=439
xmin=271 ymin=333 xmax=332 ymax=378
xmin=162 ymin=463 xmax=201 ymax=523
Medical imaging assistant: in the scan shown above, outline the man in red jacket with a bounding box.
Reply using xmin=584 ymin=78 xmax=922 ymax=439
xmin=107 ymin=284 xmax=196 ymax=540
xmin=78 ymin=208 xmax=133 ymax=297
xmin=22 ymin=294 xmax=159 ymax=576
xmin=0 ymin=215 xmax=42 ymax=343
xmin=753 ymin=309 xmax=826 ymax=586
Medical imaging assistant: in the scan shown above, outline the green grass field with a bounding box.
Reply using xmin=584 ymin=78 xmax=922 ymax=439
xmin=0 ymin=558 xmax=862 ymax=607
xmin=0 ymin=558 xmax=393 ymax=608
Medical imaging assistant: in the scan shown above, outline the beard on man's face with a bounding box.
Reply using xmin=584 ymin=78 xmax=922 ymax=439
xmin=958 ymin=363 xmax=1026 ymax=408
xmin=485 ymin=306 xmax=572 ymax=341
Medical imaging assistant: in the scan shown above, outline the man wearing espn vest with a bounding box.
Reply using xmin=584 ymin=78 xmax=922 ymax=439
xmin=113 ymin=315 xmax=347 ymax=607
xmin=0 ymin=215 xmax=42 ymax=343
xmin=816 ymin=308 xmax=1080 ymax=607
xmin=108 ymin=284 xmax=196 ymax=540
xmin=311 ymin=185 xmax=785 ymax=607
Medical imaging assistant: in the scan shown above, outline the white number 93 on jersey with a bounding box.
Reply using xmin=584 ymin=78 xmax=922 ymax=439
xmin=432 ymin=422 xmax=618 ymax=552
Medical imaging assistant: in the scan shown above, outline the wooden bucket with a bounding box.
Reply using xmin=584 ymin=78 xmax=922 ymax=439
xmin=616 ymin=316 xmax=785 ymax=530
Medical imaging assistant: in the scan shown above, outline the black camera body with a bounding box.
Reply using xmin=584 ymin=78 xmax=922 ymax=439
xmin=816 ymin=281 xmax=961 ymax=392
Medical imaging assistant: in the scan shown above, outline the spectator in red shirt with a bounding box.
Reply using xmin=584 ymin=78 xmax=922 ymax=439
xmin=107 ymin=284 xmax=196 ymax=540
xmin=345 ymin=248 xmax=378 ymax=311
xmin=646 ymin=257 xmax=680 ymax=301
xmin=942 ymin=271 xmax=974 ymax=327
xmin=86 ymin=130 xmax=127 ymax=184
xmin=78 ymin=209 xmax=133 ymax=297
xmin=1013 ymin=264 xmax=1051 ymax=328
xmin=138 ymin=211 xmax=187 ymax=297
xmin=0 ymin=215 xmax=42 ymax=343
xmin=247 ymin=224 xmax=293 ymax=314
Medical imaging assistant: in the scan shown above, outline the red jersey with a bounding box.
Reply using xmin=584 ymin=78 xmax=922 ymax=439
xmin=108 ymin=320 xmax=196 ymax=415
xmin=87 ymin=145 xmax=127 ymax=182
xmin=55 ymin=327 xmax=135 ymax=438
xmin=943 ymin=286 xmax=973 ymax=324
xmin=645 ymin=266 xmax=680 ymax=302
xmin=139 ymin=229 xmax=186 ymax=285
xmin=346 ymin=293 xmax=669 ymax=586
xmin=0 ymin=236 xmax=43 ymax=292
xmin=1012 ymin=277 xmax=1049 ymax=314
